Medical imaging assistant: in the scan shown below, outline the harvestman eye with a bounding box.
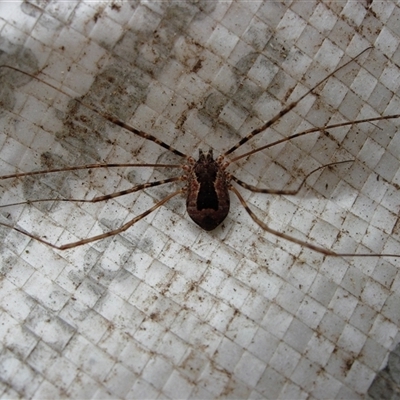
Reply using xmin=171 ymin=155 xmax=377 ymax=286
xmin=0 ymin=47 xmax=399 ymax=257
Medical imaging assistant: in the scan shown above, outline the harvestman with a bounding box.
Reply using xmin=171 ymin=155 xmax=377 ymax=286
xmin=0 ymin=47 xmax=399 ymax=257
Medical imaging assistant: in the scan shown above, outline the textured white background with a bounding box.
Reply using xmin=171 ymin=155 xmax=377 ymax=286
xmin=0 ymin=1 xmax=400 ymax=399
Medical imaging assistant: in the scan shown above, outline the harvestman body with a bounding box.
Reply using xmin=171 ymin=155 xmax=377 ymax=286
xmin=0 ymin=47 xmax=399 ymax=257
xmin=186 ymin=149 xmax=230 ymax=231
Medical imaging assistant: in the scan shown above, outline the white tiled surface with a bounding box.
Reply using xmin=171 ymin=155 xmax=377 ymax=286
xmin=0 ymin=1 xmax=400 ymax=399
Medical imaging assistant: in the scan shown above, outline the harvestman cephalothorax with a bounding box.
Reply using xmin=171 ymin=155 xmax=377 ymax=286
xmin=0 ymin=47 xmax=399 ymax=257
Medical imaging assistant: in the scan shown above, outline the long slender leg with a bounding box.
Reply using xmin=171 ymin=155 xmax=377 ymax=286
xmin=0 ymin=65 xmax=188 ymax=159
xmin=227 ymin=115 xmax=400 ymax=165
xmin=0 ymin=163 xmax=182 ymax=180
xmin=1 ymin=176 xmax=183 ymax=208
xmin=0 ymin=188 xmax=185 ymax=250
xmin=229 ymin=185 xmax=399 ymax=258
xmin=231 ymin=160 xmax=353 ymax=194
xmin=223 ymin=47 xmax=373 ymax=157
